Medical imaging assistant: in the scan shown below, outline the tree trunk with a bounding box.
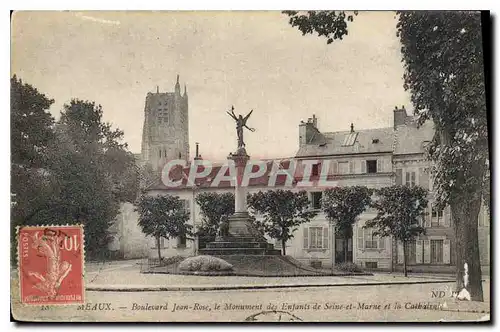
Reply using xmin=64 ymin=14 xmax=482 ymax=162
xmin=156 ymin=236 xmax=162 ymax=263
xmin=451 ymin=196 xmax=484 ymax=301
xmin=403 ymin=240 xmax=408 ymax=277
xmin=282 ymin=239 xmax=286 ymax=256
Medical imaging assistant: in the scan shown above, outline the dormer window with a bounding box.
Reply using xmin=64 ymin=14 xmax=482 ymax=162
xmin=372 ymin=138 xmax=380 ymax=144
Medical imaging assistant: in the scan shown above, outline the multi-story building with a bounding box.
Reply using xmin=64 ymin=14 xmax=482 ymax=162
xmin=111 ymin=87 xmax=489 ymax=272
xmin=143 ymin=106 xmax=489 ymax=273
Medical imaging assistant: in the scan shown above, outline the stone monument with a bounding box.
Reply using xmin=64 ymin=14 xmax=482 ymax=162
xmin=199 ymin=106 xmax=280 ymax=255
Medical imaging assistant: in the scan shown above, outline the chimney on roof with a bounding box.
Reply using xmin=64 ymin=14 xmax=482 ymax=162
xmin=350 ymin=123 xmax=354 ymax=133
xmin=299 ymin=114 xmax=319 ymax=147
xmin=156 ymin=86 xmax=159 ymax=93
xmin=393 ymin=105 xmax=408 ymax=129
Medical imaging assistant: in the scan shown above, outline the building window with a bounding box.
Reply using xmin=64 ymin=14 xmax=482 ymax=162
xmin=431 ymin=207 xmax=444 ymax=227
xmin=181 ymin=199 xmax=190 ymax=212
xmin=338 ymin=161 xmax=349 ymax=174
xmin=365 ymin=262 xmax=378 ymax=269
xmin=405 ymin=171 xmax=416 ymax=187
xmin=303 ymin=227 xmax=329 ymax=249
xmin=366 ymin=160 xmax=377 ymax=173
xmin=430 ymin=240 xmax=444 ymax=263
xmin=158 ymin=107 xmax=169 ymax=124
xmin=357 ymin=227 xmax=385 ymax=250
xmin=310 ymin=192 xmax=322 ymax=210
xmin=177 ymin=235 xmax=187 ymax=248
xmin=364 ymin=228 xmax=378 ymax=249
xmin=311 ymin=163 xmax=320 ymax=177
xmin=309 ymin=227 xmax=325 ymax=249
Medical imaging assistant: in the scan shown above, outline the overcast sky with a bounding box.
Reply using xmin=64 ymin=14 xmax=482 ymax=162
xmin=11 ymin=11 xmax=411 ymax=161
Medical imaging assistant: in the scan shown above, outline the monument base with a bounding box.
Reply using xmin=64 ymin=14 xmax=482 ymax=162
xmin=199 ymin=212 xmax=281 ymax=256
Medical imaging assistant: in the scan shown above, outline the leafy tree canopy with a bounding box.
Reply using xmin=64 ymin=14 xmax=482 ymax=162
xmin=366 ymin=185 xmax=428 ymax=241
xmin=195 ymin=192 xmax=234 ymax=237
xmin=283 ymin=11 xmax=357 ymax=44
xmin=137 ymin=194 xmax=192 ymax=261
xmin=322 ymin=186 xmax=373 ymax=237
xmin=247 ymin=190 xmax=317 ymax=255
xmin=396 ymin=11 xmax=488 ymax=209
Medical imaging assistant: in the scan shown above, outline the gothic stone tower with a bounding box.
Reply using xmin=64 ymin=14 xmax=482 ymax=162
xmin=141 ymin=75 xmax=189 ymax=171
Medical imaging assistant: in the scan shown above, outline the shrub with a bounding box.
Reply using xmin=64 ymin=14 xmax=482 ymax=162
xmin=158 ymin=255 xmax=186 ymax=267
xmin=178 ymin=255 xmax=233 ymax=272
xmin=335 ymin=262 xmax=363 ymax=272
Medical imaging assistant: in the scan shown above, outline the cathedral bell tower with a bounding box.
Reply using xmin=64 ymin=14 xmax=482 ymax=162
xmin=140 ymin=75 xmax=189 ymax=172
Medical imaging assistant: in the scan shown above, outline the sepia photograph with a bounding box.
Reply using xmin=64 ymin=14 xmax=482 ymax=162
xmin=10 ymin=10 xmax=491 ymax=323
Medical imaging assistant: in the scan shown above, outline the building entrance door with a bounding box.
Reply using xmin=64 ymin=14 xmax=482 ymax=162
xmin=335 ymin=234 xmax=353 ymax=264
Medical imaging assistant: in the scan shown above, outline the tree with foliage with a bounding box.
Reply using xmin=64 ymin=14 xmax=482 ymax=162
xmin=283 ymin=10 xmax=487 ymax=301
xmin=11 ymin=75 xmax=55 ymax=264
xmin=137 ymin=194 xmax=192 ymax=262
xmin=366 ymin=185 xmax=428 ymax=277
xmin=322 ymin=186 xmax=373 ymax=263
xmin=397 ymin=12 xmax=488 ymax=300
xmin=195 ymin=192 xmax=234 ymax=238
xmin=247 ymin=190 xmax=316 ymax=255
xmin=52 ymin=100 xmax=139 ymax=258
xmin=24 ymin=99 xmax=139 ymax=259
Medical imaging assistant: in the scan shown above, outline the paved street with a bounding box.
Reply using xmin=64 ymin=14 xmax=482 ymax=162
xmin=12 ymin=282 xmax=490 ymax=322
xmin=12 ymin=259 xmax=490 ymax=322
xmin=83 ymin=259 xmax=459 ymax=289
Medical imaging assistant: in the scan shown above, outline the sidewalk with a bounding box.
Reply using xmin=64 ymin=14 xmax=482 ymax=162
xmin=86 ymin=271 xmax=456 ymax=292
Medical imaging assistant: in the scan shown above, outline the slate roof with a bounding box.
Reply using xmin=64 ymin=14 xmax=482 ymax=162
xmin=296 ymin=127 xmax=395 ymax=157
xmin=393 ymin=120 xmax=435 ymax=155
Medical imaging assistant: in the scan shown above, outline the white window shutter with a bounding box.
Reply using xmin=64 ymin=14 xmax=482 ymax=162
xmin=443 ymin=239 xmax=451 ymax=264
xmin=395 ymin=169 xmax=403 ymax=185
xmin=424 ymin=206 xmax=431 ymax=228
xmin=331 ymin=161 xmax=338 ymax=175
xmin=303 ymin=227 xmax=309 ymax=249
xmin=384 ymin=158 xmax=391 ymax=174
xmin=376 ymin=159 xmax=382 ymax=173
xmin=361 ymin=160 xmax=367 ymax=174
xmin=444 ymin=206 xmax=451 ymax=227
xmin=378 ymin=236 xmax=385 ymax=250
xmin=416 ymin=240 xmax=423 ymax=264
xmin=357 ymin=226 xmax=364 ymax=250
xmin=423 ymin=240 xmax=431 ymax=263
xmin=323 ymin=227 xmax=329 ymax=249
xmin=349 ymin=160 xmax=355 ymax=174
xmin=397 ymin=241 xmax=404 ymax=263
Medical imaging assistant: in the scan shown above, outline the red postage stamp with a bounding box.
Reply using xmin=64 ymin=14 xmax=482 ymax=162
xmin=18 ymin=225 xmax=84 ymax=305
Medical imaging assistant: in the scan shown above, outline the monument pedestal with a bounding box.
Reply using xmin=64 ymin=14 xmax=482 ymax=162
xmin=199 ymin=148 xmax=280 ymax=256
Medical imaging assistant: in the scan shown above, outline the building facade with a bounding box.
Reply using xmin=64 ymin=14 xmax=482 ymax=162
xmin=143 ymin=107 xmax=489 ymax=273
xmin=110 ymin=88 xmax=489 ymax=272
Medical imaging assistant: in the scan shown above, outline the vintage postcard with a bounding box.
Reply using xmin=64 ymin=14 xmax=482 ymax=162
xmin=10 ymin=10 xmax=490 ymax=322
